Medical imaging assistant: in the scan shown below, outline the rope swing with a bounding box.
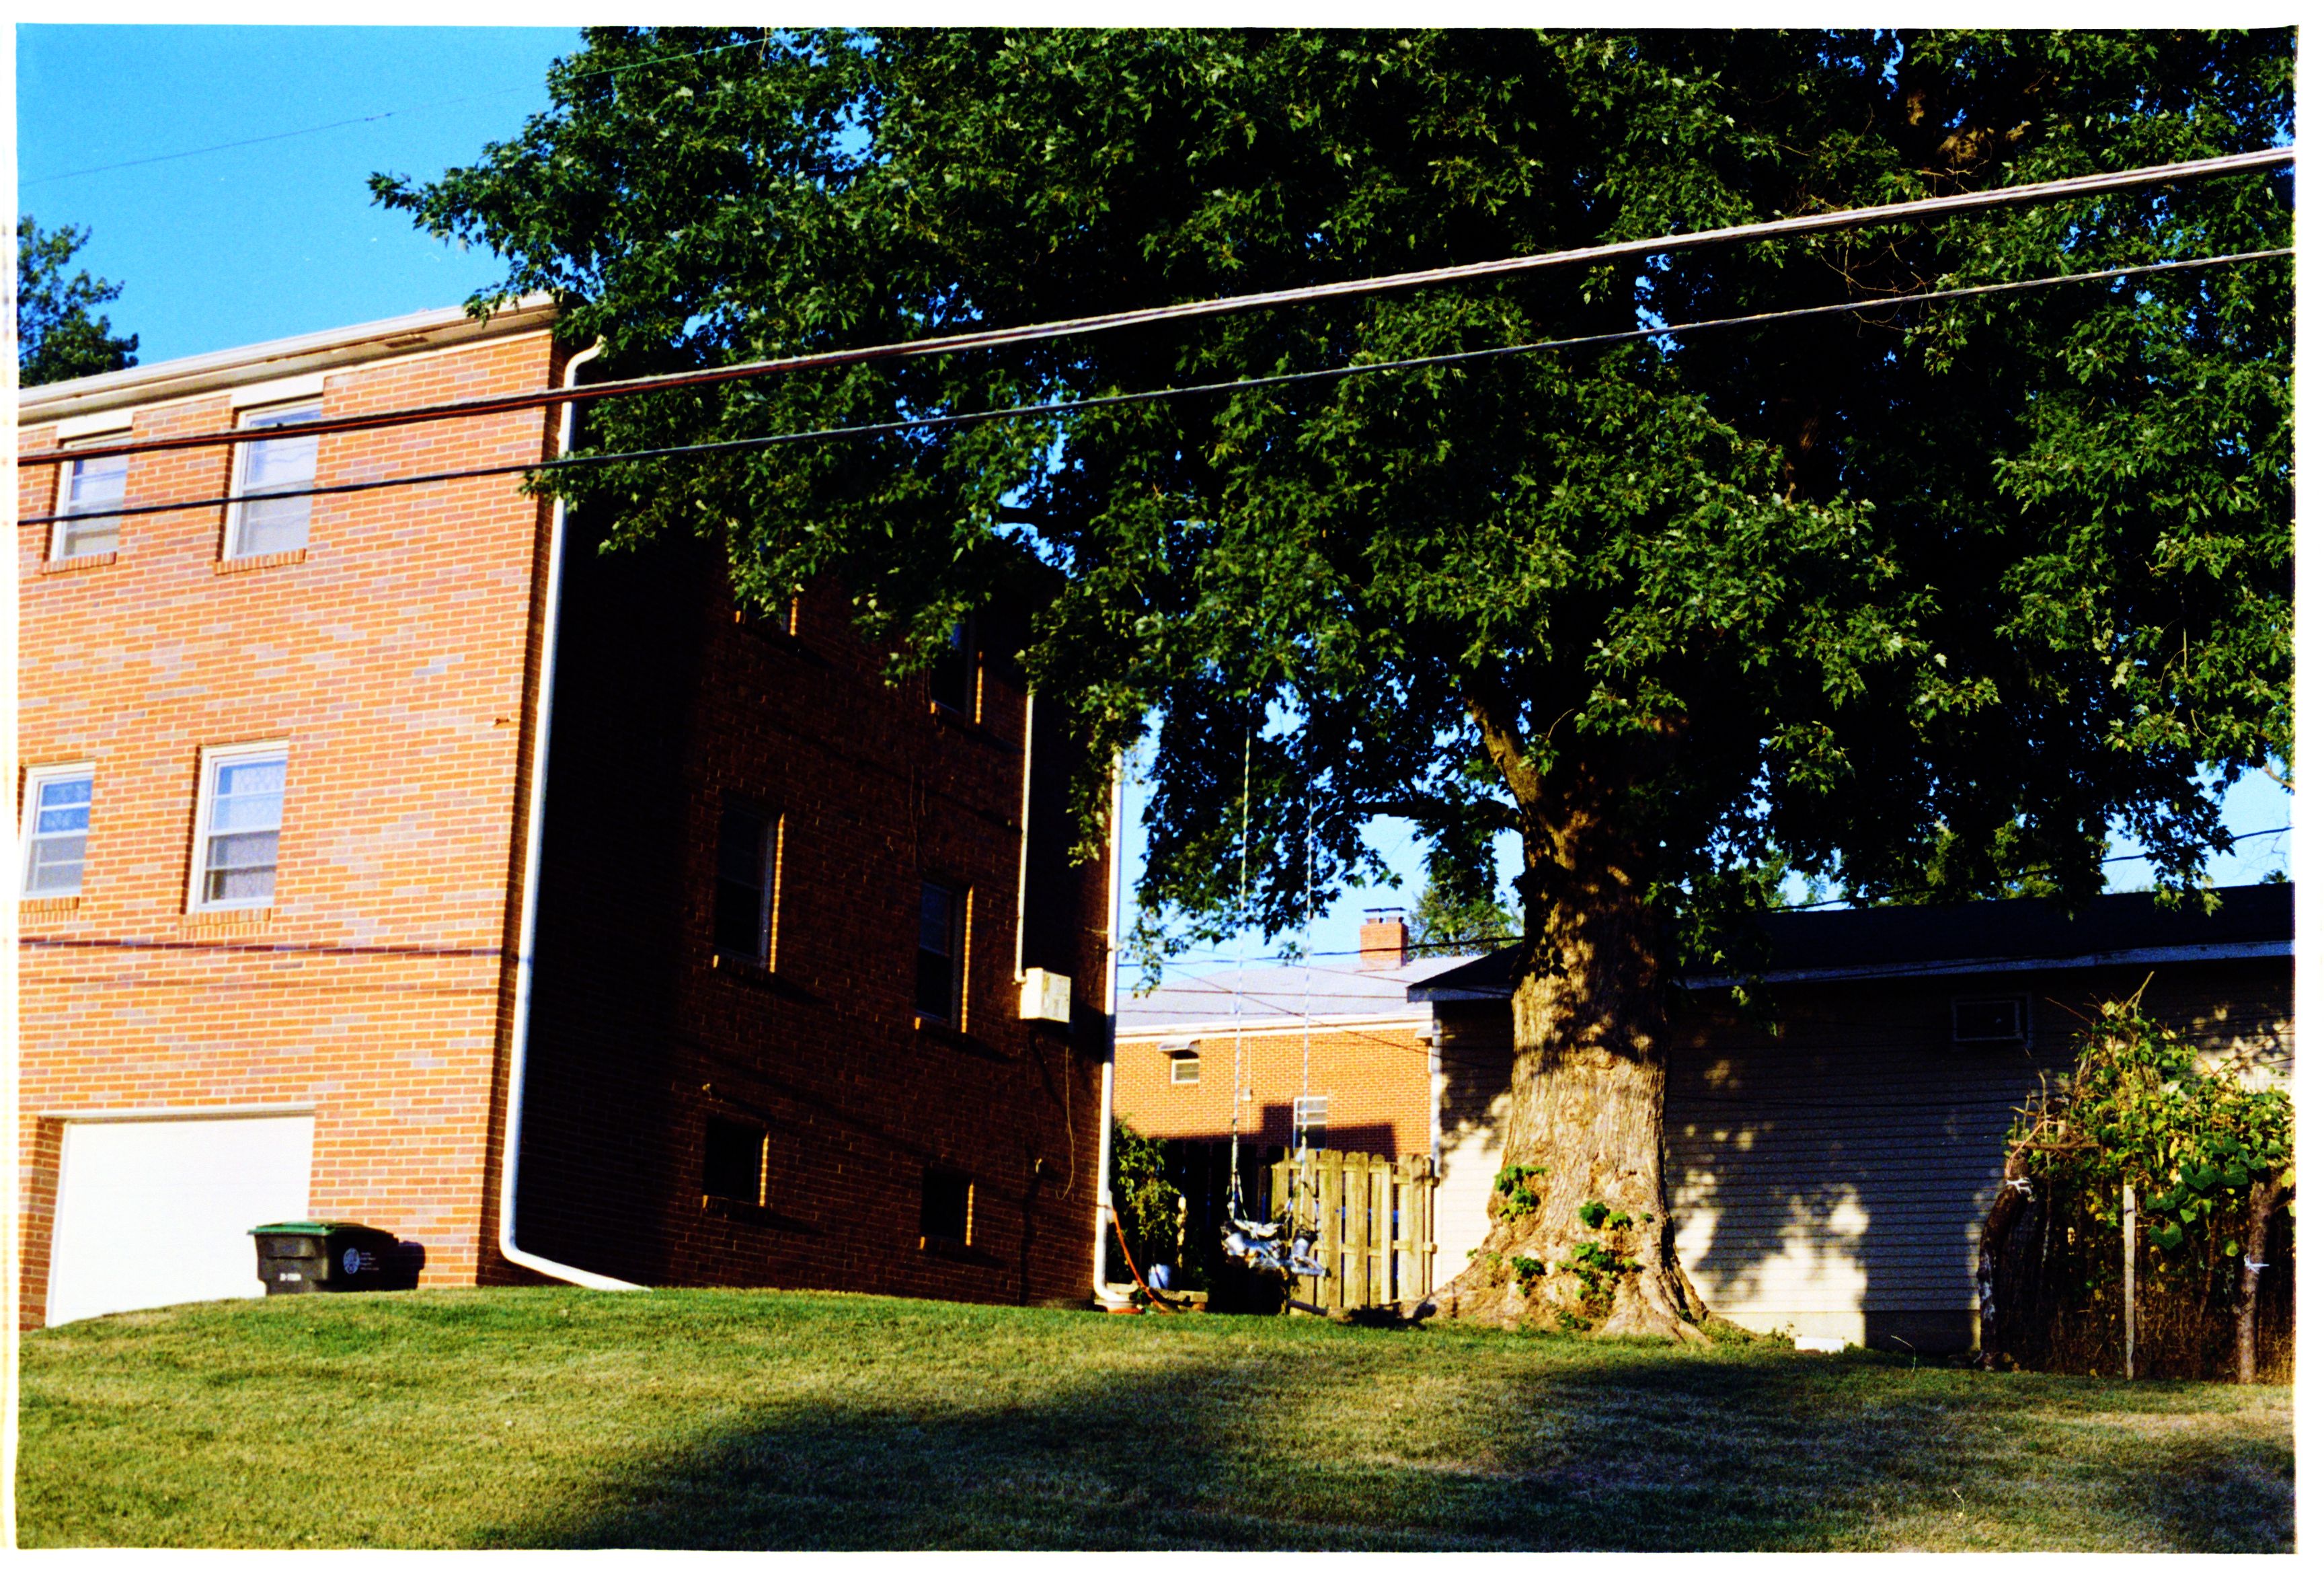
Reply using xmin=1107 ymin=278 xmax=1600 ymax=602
xmin=1220 ymin=720 xmax=1326 ymax=1281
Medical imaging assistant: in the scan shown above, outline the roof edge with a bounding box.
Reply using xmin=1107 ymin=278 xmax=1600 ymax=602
xmin=20 ymin=295 xmax=559 ymax=424
xmin=1411 ymin=938 xmax=2292 ymax=1002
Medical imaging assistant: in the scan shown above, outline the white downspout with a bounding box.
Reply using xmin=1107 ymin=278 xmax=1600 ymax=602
xmin=1093 ymin=752 xmax=1125 ymax=1301
xmin=497 ymin=340 xmax=642 ymax=1292
xmin=1013 ymin=689 xmax=1036 ymax=983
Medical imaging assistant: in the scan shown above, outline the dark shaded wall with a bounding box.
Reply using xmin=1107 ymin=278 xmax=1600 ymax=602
xmin=515 ymin=519 xmax=1108 ymax=1307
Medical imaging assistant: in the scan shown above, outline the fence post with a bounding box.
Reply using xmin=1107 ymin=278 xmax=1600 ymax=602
xmin=2122 ymin=1179 xmax=2138 ymax=1380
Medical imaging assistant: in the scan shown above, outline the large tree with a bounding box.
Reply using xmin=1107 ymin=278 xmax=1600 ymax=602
xmin=378 ymin=29 xmax=2292 ymax=1336
xmin=16 ymin=217 xmax=139 ymax=385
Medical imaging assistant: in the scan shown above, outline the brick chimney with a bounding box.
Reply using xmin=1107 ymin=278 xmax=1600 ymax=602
xmin=1358 ymin=908 xmax=1409 ymax=971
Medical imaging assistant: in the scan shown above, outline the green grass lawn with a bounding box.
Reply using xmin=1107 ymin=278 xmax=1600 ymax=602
xmin=15 ymin=1287 xmax=2292 ymax=1550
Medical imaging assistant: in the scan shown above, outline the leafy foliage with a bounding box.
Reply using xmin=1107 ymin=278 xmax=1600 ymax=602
xmin=1411 ymin=870 xmax=1517 ymax=955
xmin=375 ymin=28 xmax=2291 ymax=967
xmin=2012 ymin=997 xmax=2291 ymax=1260
xmin=1493 ymin=1163 xmax=1547 ymax=1220
xmin=16 ymin=217 xmax=139 ymax=386
xmin=1108 ymin=1120 xmax=1184 ymax=1279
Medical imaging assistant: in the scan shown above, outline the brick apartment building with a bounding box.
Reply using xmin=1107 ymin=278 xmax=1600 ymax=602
xmin=15 ymin=302 xmax=1110 ymax=1328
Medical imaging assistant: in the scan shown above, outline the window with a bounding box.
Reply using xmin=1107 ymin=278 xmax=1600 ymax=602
xmin=21 ymin=765 xmax=93 ymax=897
xmin=1171 ymin=1055 xmax=1202 ymax=1086
xmin=1292 ymin=1094 xmax=1328 ymax=1144
xmin=1953 ymin=996 xmax=2029 ymax=1045
xmin=190 ymin=745 xmax=287 ymax=910
xmin=927 ymin=618 xmax=976 ymax=718
xmin=703 ymin=1117 xmax=767 ymax=1205
xmin=919 ymin=1168 xmax=973 ymax=1248
xmin=917 ymin=881 xmax=966 ymax=1024
xmin=225 ymin=401 xmax=321 ymax=558
xmin=52 ymin=449 xmax=126 ymax=560
xmin=713 ymin=804 xmax=776 ymax=966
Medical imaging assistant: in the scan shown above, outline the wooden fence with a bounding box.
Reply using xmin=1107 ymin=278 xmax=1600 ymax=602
xmin=1268 ymin=1149 xmax=1436 ymax=1312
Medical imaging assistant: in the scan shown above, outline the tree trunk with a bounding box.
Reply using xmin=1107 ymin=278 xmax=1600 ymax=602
xmin=1430 ymin=788 xmax=1707 ymax=1341
xmin=2237 ymin=1175 xmax=2288 ymax=1385
xmin=1975 ymin=1144 xmax=2036 ymax=1365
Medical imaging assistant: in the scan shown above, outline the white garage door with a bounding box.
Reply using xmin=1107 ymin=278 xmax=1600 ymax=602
xmin=47 ymin=1114 xmax=314 ymax=1326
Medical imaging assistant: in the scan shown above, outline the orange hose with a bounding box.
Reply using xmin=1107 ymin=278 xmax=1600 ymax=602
xmin=1108 ymin=1206 xmax=1180 ymax=1314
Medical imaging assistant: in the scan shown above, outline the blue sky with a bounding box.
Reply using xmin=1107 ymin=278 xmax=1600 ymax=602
xmin=17 ymin=24 xmax=2291 ymax=969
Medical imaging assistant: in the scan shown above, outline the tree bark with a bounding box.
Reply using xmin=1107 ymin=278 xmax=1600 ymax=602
xmin=2237 ymin=1175 xmax=2289 ymax=1385
xmin=1429 ymin=751 xmax=1707 ymax=1341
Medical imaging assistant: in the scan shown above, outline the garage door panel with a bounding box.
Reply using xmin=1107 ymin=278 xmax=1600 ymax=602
xmin=47 ymin=1115 xmax=314 ymax=1325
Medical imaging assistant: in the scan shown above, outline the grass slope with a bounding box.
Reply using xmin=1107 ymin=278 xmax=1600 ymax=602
xmin=17 ymin=1287 xmax=2292 ymax=1550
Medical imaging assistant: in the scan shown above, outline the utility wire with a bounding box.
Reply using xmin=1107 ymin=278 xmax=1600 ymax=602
xmin=17 ymin=247 xmax=2289 ymax=529
xmin=20 ymin=34 xmax=772 ymax=187
xmin=24 ymin=145 xmax=2292 ymax=470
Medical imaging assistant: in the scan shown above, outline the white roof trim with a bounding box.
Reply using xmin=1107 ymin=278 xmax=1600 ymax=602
xmin=1116 ymin=1007 xmax=1434 ymax=1041
xmin=20 ymin=295 xmax=557 ymax=425
xmin=1682 ymin=939 xmax=2292 ymax=990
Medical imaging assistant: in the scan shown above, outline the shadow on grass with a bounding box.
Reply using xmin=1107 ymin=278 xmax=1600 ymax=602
xmin=478 ymin=1329 xmax=2292 ymax=1552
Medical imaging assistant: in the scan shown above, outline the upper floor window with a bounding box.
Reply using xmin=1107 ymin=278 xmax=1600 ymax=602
xmin=917 ymin=880 xmax=966 ymax=1025
xmin=713 ymin=803 xmax=777 ymax=967
xmin=21 ymin=765 xmax=93 ymax=897
xmin=191 ymin=744 xmax=287 ymax=911
xmin=225 ymin=402 xmax=321 ymax=558
xmin=52 ymin=448 xmax=126 ymax=560
xmin=928 ymin=618 xmax=977 ymax=719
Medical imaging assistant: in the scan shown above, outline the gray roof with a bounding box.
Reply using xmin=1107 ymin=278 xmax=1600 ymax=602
xmin=1116 ymin=952 xmax=1479 ymax=1036
xmin=1411 ymin=883 xmax=2293 ymax=1000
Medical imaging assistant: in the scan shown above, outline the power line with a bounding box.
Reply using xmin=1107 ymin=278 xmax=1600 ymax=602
xmin=20 ymin=34 xmax=772 ymax=187
xmin=16 ymin=247 xmax=2288 ymax=529
xmin=24 ymin=145 xmax=2292 ymax=470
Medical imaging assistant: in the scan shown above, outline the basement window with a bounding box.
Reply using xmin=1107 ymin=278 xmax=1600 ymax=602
xmin=1292 ymin=1094 xmax=1328 ymax=1142
xmin=920 ymin=1168 xmax=974 ymax=1248
xmin=703 ymin=1117 xmax=767 ymax=1205
xmin=1952 ymin=996 xmax=2030 ymax=1045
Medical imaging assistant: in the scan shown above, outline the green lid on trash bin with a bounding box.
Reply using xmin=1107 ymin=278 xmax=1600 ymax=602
xmin=249 ymin=1220 xmax=373 ymax=1236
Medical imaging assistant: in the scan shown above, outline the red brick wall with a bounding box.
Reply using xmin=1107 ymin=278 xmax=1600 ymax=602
xmin=15 ymin=332 xmax=562 ymax=1326
xmin=1113 ymin=1019 xmax=1435 ymax=1158
xmin=500 ymin=522 xmax=1112 ymax=1308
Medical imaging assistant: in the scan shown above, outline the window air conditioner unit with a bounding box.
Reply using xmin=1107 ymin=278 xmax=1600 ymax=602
xmin=1019 ymin=967 xmax=1073 ymax=1023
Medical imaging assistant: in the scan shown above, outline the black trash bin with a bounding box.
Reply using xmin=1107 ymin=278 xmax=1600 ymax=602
xmin=251 ymin=1221 xmax=400 ymax=1296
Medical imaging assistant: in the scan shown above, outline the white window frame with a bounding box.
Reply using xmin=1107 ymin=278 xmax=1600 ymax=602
xmin=21 ymin=763 xmax=95 ymax=898
xmin=187 ymin=742 xmax=289 ymax=913
xmin=223 ymin=401 xmax=323 ymax=560
xmin=1169 ymin=1055 xmax=1202 ymax=1086
xmin=50 ymin=444 xmax=129 ymax=561
xmin=1292 ymin=1094 xmax=1329 ymax=1139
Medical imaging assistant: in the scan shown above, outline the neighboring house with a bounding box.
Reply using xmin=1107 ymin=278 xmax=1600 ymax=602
xmin=1112 ymin=910 xmax=1511 ymax=1281
xmin=1414 ymin=883 xmax=2294 ymax=1351
xmin=16 ymin=305 xmax=1109 ymax=1328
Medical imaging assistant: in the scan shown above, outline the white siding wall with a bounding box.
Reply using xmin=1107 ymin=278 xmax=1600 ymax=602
xmin=1427 ymin=962 xmax=2289 ymax=1349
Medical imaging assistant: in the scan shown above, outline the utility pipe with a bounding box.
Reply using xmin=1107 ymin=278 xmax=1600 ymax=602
xmin=496 ymin=339 xmax=642 ymax=1293
xmin=1013 ymin=689 xmax=1036 ymax=982
xmin=1092 ymin=753 xmax=1125 ymax=1302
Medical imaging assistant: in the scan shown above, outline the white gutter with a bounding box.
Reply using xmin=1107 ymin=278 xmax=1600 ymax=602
xmin=1013 ymin=690 xmax=1036 ymax=981
xmin=497 ymin=340 xmax=642 ymax=1294
xmin=1093 ymin=753 xmax=1125 ymax=1300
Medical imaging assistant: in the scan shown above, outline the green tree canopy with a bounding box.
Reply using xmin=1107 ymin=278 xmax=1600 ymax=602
xmin=16 ymin=217 xmax=139 ymax=386
xmin=379 ymin=28 xmax=2292 ymax=1334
